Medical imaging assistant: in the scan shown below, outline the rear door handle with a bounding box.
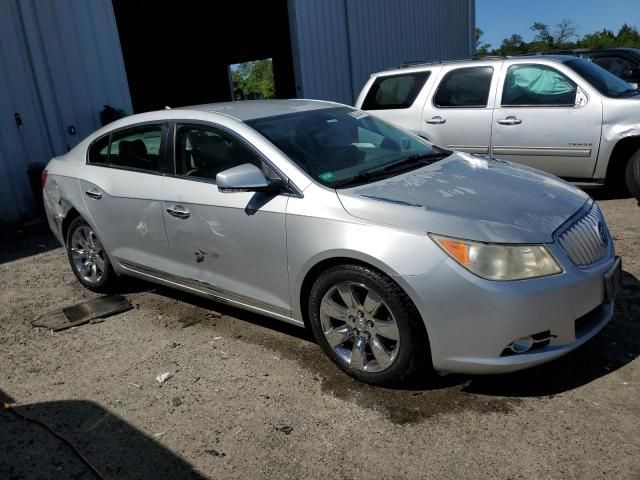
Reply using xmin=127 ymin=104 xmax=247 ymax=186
xmin=167 ymin=205 xmax=190 ymax=219
xmin=85 ymin=189 xmax=102 ymax=200
xmin=425 ymin=116 xmax=446 ymax=125
xmin=497 ymin=116 xmax=522 ymax=125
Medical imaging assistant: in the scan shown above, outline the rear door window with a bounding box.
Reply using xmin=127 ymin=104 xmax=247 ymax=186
xmin=87 ymin=124 xmax=164 ymax=172
xmin=362 ymin=72 xmax=430 ymax=110
xmin=433 ymin=67 xmax=494 ymax=108
xmin=109 ymin=125 xmax=163 ymax=171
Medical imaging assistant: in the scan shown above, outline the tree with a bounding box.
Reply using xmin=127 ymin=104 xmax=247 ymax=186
xmin=474 ymin=27 xmax=491 ymax=55
xmin=529 ymin=22 xmax=554 ymax=51
xmin=231 ymin=59 xmax=276 ymax=100
xmin=484 ymin=20 xmax=639 ymax=55
xmin=495 ymin=34 xmax=526 ymax=55
xmin=554 ymin=19 xmax=578 ymax=47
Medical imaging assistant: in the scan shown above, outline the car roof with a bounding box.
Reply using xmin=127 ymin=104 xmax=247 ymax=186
xmin=178 ymin=99 xmax=346 ymax=121
xmin=377 ymin=54 xmax=581 ymax=76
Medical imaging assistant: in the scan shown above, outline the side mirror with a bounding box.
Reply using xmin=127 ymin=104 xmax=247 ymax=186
xmin=216 ymin=163 xmax=273 ymax=193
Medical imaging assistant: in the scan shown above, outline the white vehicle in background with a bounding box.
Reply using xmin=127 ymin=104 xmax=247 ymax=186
xmin=356 ymin=55 xmax=640 ymax=201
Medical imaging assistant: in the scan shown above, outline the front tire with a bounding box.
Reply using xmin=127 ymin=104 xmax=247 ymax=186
xmin=625 ymin=148 xmax=640 ymax=203
xmin=308 ymin=264 xmax=429 ymax=386
xmin=66 ymin=216 xmax=115 ymax=292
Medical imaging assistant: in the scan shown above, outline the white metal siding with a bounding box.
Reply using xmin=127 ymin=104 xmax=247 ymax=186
xmin=290 ymin=0 xmax=474 ymax=104
xmin=0 ymin=0 xmax=131 ymax=224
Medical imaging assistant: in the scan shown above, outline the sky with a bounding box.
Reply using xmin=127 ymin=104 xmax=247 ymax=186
xmin=477 ymin=0 xmax=639 ymax=49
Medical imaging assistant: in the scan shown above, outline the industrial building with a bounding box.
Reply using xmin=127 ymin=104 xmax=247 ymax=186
xmin=0 ymin=0 xmax=475 ymax=223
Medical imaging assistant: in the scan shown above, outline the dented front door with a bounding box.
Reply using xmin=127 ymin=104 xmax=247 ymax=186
xmin=161 ymin=176 xmax=291 ymax=316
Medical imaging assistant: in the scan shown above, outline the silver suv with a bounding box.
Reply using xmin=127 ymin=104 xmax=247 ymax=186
xmin=356 ymin=55 xmax=640 ymax=200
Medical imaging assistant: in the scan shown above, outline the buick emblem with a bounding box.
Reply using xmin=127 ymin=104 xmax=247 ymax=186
xmin=597 ymin=221 xmax=608 ymax=246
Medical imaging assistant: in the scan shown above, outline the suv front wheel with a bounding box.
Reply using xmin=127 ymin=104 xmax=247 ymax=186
xmin=625 ymin=148 xmax=640 ymax=202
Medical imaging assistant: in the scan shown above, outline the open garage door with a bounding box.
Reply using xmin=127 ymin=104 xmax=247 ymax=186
xmin=113 ymin=0 xmax=297 ymax=112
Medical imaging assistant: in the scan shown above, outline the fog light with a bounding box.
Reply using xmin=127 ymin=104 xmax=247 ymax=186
xmin=510 ymin=337 xmax=534 ymax=353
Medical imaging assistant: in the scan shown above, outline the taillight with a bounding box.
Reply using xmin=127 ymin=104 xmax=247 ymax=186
xmin=42 ymin=170 xmax=48 ymax=189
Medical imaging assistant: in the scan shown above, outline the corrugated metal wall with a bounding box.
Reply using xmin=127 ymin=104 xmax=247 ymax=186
xmin=0 ymin=0 xmax=132 ymax=224
xmin=289 ymin=0 xmax=474 ymax=104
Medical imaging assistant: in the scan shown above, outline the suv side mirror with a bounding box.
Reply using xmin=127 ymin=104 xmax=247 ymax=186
xmin=216 ymin=163 xmax=274 ymax=193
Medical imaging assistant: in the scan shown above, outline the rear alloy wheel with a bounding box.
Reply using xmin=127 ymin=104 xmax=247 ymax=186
xmin=308 ymin=264 xmax=429 ymax=386
xmin=66 ymin=216 xmax=114 ymax=292
xmin=625 ymin=148 xmax=640 ymax=203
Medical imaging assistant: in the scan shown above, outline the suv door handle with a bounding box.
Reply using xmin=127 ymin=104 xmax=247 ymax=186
xmin=497 ymin=116 xmax=522 ymax=125
xmin=167 ymin=205 xmax=190 ymax=219
xmin=85 ymin=189 xmax=102 ymax=200
xmin=425 ymin=116 xmax=446 ymax=124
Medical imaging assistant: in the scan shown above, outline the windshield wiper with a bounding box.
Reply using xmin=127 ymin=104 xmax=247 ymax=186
xmin=381 ymin=152 xmax=450 ymax=173
xmin=329 ymin=151 xmax=450 ymax=189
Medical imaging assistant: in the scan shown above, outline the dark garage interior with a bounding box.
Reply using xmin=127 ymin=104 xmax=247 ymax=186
xmin=112 ymin=0 xmax=297 ymax=113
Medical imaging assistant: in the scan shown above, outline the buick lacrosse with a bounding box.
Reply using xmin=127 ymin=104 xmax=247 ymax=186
xmin=43 ymin=100 xmax=621 ymax=385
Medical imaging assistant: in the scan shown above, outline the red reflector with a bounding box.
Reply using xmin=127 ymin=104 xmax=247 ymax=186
xmin=41 ymin=170 xmax=48 ymax=189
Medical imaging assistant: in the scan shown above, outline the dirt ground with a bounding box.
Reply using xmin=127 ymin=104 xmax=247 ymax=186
xmin=1 ymin=193 xmax=639 ymax=480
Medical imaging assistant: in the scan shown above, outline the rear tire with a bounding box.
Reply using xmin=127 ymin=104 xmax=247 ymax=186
xmin=625 ymin=148 xmax=640 ymax=203
xmin=66 ymin=216 xmax=115 ymax=292
xmin=308 ymin=264 xmax=430 ymax=386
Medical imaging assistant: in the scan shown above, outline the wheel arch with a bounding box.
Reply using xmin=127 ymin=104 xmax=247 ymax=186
xmin=605 ymin=135 xmax=640 ymax=188
xmin=297 ymin=255 xmax=432 ymax=355
xmin=61 ymin=207 xmax=82 ymax=244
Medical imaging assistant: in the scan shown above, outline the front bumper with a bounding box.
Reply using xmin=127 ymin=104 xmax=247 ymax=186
xmin=398 ymin=244 xmax=617 ymax=374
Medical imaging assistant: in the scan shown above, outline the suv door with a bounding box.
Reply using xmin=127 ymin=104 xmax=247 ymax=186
xmin=80 ymin=123 xmax=172 ymax=271
xmin=357 ymin=70 xmax=434 ymax=134
xmin=420 ymin=65 xmax=498 ymax=154
xmin=161 ymin=122 xmax=291 ymax=317
xmin=492 ymin=62 xmax=602 ymax=179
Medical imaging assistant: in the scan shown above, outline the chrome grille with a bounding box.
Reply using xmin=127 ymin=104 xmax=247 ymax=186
xmin=558 ymin=203 xmax=609 ymax=266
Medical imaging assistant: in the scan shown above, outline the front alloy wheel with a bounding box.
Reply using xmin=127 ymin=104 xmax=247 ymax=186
xmin=320 ymin=282 xmax=400 ymax=372
xmin=309 ymin=264 xmax=429 ymax=386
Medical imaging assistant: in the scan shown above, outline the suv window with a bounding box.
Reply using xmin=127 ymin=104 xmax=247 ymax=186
xmin=502 ymin=64 xmax=577 ymax=107
xmin=88 ymin=124 xmax=163 ymax=171
xmin=174 ymin=124 xmax=262 ymax=182
xmin=362 ymin=72 xmax=430 ymax=110
xmin=591 ymin=56 xmax=636 ymax=80
xmin=433 ymin=67 xmax=493 ymax=108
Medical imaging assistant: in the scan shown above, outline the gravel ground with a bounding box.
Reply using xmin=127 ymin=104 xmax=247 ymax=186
xmin=1 ymin=194 xmax=639 ymax=480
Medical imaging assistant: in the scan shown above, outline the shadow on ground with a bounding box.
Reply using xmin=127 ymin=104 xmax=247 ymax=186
xmin=136 ymin=269 xmax=639 ymax=423
xmin=0 ymin=219 xmax=59 ymax=264
xmin=0 ymin=389 xmax=204 ymax=479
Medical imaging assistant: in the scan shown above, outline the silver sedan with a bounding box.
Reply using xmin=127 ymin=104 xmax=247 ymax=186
xmin=43 ymin=100 xmax=621 ymax=386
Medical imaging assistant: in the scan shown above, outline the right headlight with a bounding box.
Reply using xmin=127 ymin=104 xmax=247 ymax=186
xmin=430 ymin=234 xmax=563 ymax=281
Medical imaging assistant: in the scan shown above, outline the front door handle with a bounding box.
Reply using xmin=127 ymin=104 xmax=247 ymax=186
xmin=425 ymin=116 xmax=446 ymax=125
xmin=85 ymin=189 xmax=102 ymax=200
xmin=497 ymin=116 xmax=522 ymax=125
xmin=167 ymin=205 xmax=190 ymax=219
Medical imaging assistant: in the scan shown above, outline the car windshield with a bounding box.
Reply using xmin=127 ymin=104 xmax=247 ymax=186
xmin=247 ymin=107 xmax=448 ymax=188
xmin=566 ymin=58 xmax=638 ymax=98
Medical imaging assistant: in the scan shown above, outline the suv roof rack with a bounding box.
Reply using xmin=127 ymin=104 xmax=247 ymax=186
xmin=396 ymin=55 xmax=507 ymax=69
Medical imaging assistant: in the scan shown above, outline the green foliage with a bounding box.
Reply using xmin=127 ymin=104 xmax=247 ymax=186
xmin=485 ymin=22 xmax=640 ymax=56
xmin=474 ymin=28 xmax=491 ymax=55
xmin=231 ymin=59 xmax=276 ymax=100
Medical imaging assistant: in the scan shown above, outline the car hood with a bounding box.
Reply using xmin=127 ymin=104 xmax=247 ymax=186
xmin=336 ymin=152 xmax=590 ymax=244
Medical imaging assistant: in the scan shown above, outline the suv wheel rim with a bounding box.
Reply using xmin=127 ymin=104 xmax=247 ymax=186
xmin=70 ymin=225 xmax=106 ymax=285
xmin=320 ymin=281 xmax=400 ymax=372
